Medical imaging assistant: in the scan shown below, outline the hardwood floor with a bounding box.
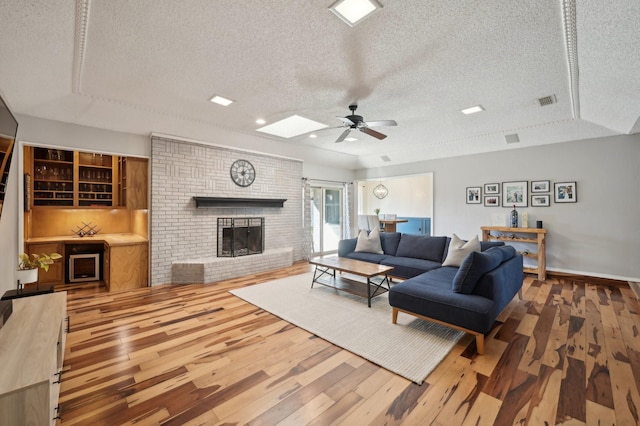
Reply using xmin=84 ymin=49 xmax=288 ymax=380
xmin=57 ymin=262 xmax=640 ymax=425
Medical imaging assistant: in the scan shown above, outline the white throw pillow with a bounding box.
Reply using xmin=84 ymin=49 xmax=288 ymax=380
xmin=354 ymin=227 xmax=383 ymax=254
xmin=442 ymin=233 xmax=481 ymax=267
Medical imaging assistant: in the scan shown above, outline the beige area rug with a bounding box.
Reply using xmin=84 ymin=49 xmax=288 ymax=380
xmin=230 ymin=272 xmax=464 ymax=384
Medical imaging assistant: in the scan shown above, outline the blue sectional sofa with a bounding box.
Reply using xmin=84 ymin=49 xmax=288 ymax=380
xmin=338 ymin=232 xmax=524 ymax=353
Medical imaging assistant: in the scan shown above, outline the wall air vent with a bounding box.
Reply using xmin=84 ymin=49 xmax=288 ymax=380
xmin=538 ymin=95 xmax=557 ymax=106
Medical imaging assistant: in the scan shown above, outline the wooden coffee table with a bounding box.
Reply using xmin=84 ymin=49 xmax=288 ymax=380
xmin=308 ymin=256 xmax=393 ymax=307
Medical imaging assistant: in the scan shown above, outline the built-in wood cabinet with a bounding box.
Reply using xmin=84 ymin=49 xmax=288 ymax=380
xmin=481 ymin=226 xmax=547 ymax=280
xmin=25 ymin=242 xmax=64 ymax=285
xmin=0 ymin=292 xmax=67 ymax=425
xmin=118 ymin=156 xmax=148 ymax=209
xmin=106 ymin=242 xmax=148 ymax=291
xmin=27 ymin=147 xmax=117 ymax=208
xmin=77 ymin=151 xmax=115 ymax=207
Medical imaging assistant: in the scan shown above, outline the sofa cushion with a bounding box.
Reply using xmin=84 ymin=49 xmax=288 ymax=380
xmin=381 ymin=256 xmax=442 ymax=279
xmin=345 ymin=251 xmax=389 ymax=264
xmin=442 ymin=234 xmax=481 ymax=267
xmin=452 ymin=249 xmax=503 ymax=294
xmin=380 ymin=232 xmax=402 ymax=256
xmin=395 ymin=234 xmax=447 ymax=262
xmin=355 ymin=228 xmax=383 ymax=254
xmin=480 ymin=240 xmax=505 ymax=251
xmin=488 ymin=245 xmax=516 ymax=262
xmin=389 ymin=275 xmax=495 ymax=333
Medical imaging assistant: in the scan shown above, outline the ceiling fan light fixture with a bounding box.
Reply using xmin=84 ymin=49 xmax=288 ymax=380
xmin=461 ymin=105 xmax=484 ymax=115
xmin=209 ymin=95 xmax=234 ymax=106
xmin=345 ymin=137 xmax=358 ymax=141
xmin=330 ymin=0 xmax=382 ymax=27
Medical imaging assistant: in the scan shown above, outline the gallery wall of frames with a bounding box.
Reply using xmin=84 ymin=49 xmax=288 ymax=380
xmin=465 ymin=180 xmax=577 ymax=207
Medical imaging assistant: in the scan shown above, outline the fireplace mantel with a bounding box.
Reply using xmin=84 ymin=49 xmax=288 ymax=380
xmin=194 ymin=197 xmax=287 ymax=208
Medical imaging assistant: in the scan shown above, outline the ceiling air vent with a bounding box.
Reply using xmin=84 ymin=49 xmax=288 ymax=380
xmin=505 ymin=133 xmax=520 ymax=144
xmin=538 ymin=95 xmax=557 ymax=106
xmin=381 ymin=155 xmax=391 ymax=162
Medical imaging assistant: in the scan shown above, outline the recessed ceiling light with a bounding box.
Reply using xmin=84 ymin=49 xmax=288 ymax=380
xmin=461 ymin=105 xmax=484 ymax=115
xmin=330 ymin=0 xmax=382 ymax=27
xmin=256 ymin=115 xmax=328 ymax=138
xmin=209 ymin=95 xmax=234 ymax=106
xmin=345 ymin=137 xmax=358 ymax=142
xmin=256 ymin=118 xmax=266 ymax=125
xmin=309 ymin=134 xmax=317 ymax=138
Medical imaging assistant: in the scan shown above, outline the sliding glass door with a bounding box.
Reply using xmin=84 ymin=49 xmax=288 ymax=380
xmin=311 ymin=186 xmax=343 ymax=255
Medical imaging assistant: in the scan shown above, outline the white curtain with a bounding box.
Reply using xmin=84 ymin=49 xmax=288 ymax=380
xmin=301 ymin=179 xmax=313 ymax=259
xmin=343 ymin=182 xmax=354 ymax=239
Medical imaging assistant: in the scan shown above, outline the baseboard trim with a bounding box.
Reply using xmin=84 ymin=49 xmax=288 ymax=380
xmin=545 ymin=267 xmax=640 ymax=284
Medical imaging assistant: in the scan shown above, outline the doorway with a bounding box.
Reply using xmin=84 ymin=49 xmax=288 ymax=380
xmin=311 ymin=186 xmax=343 ymax=255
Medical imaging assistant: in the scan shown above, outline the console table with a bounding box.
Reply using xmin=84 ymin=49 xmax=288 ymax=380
xmin=0 ymin=292 xmax=68 ymax=425
xmin=481 ymin=226 xmax=547 ymax=280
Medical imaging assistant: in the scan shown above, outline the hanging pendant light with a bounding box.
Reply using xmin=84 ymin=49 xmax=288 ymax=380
xmin=373 ymin=183 xmax=388 ymax=199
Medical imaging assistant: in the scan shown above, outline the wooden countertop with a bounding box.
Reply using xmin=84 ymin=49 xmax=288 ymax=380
xmin=0 ymin=292 xmax=66 ymax=395
xmin=27 ymin=233 xmax=148 ymax=246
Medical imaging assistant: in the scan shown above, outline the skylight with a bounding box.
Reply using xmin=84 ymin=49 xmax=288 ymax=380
xmin=330 ymin=0 xmax=382 ymax=27
xmin=256 ymin=115 xmax=329 ymax=138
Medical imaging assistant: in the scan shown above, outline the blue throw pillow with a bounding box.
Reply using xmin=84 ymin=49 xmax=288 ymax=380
xmin=452 ymin=248 xmax=503 ymax=294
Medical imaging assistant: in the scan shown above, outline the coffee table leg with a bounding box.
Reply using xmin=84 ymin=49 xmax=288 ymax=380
xmin=367 ymin=277 xmax=372 ymax=307
xmin=312 ymin=265 xmax=335 ymax=288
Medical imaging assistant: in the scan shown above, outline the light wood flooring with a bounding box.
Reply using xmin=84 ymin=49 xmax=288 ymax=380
xmin=57 ymin=261 xmax=640 ymax=425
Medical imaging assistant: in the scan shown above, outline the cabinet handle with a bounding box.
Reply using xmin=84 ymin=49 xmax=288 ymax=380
xmin=66 ymin=316 xmax=70 ymax=333
xmin=53 ymin=404 xmax=63 ymax=420
xmin=53 ymin=370 xmax=63 ymax=384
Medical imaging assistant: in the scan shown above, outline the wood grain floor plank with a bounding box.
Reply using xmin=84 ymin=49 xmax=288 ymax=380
xmin=56 ymin=263 xmax=640 ymax=425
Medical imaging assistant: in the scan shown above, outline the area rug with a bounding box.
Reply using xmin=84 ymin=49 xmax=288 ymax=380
xmin=230 ymin=272 xmax=464 ymax=384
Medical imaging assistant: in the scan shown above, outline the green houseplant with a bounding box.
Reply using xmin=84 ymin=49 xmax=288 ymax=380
xmin=17 ymin=252 xmax=62 ymax=285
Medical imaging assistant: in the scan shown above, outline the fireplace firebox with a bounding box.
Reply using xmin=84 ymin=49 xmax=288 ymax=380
xmin=217 ymin=217 xmax=264 ymax=257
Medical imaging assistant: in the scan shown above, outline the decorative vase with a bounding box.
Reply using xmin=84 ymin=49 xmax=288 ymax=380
xmin=510 ymin=205 xmax=518 ymax=228
xmin=16 ymin=268 xmax=38 ymax=286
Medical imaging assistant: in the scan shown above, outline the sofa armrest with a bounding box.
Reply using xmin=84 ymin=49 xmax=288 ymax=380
xmin=473 ymin=254 xmax=524 ymax=310
xmin=338 ymin=238 xmax=358 ymax=257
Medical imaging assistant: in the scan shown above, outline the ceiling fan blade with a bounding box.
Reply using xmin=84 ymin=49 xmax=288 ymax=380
xmin=338 ymin=116 xmax=355 ymax=126
xmin=360 ymin=127 xmax=387 ymax=140
xmin=365 ymin=120 xmax=397 ymax=127
xmin=335 ymin=129 xmax=351 ymax=143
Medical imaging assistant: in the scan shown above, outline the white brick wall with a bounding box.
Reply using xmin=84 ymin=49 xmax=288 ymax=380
xmin=151 ymin=136 xmax=304 ymax=285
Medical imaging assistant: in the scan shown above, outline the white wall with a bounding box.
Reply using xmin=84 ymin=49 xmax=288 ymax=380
xmin=356 ymin=134 xmax=640 ymax=281
xmin=359 ymin=174 xmax=433 ymax=217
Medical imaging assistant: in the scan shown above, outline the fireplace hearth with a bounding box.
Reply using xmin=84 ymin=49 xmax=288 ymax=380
xmin=217 ymin=217 xmax=264 ymax=257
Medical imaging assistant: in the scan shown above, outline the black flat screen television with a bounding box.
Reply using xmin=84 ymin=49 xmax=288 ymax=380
xmin=0 ymin=94 xmax=19 ymax=219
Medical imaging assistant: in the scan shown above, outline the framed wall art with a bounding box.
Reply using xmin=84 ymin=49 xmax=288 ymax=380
xmin=484 ymin=195 xmax=500 ymax=207
xmin=531 ymin=180 xmax=550 ymax=193
xmin=554 ymin=181 xmax=577 ymax=203
xmin=484 ymin=183 xmax=500 ymax=194
xmin=502 ymin=181 xmax=528 ymax=207
xmin=531 ymin=194 xmax=550 ymax=207
xmin=466 ymin=187 xmax=481 ymax=204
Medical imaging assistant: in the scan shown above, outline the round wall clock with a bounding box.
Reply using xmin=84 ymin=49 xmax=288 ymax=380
xmin=230 ymin=159 xmax=256 ymax=187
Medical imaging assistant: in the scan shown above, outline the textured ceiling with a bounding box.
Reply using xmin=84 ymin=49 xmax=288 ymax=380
xmin=0 ymin=0 xmax=638 ymax=169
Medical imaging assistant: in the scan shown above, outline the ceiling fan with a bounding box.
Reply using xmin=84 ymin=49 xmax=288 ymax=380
xmin=334 ymin=104 xmax=397 ymax=143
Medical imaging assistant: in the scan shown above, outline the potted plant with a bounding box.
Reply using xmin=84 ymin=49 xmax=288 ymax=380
xmin=374 ymin=208 xmax=381 ymax=217
xmin=17 ymin=252 xmax=62 ymax=285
